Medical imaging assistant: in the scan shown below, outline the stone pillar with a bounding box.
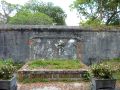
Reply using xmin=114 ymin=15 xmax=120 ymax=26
xmin=76 ymin=41 xmax=84 ymax=61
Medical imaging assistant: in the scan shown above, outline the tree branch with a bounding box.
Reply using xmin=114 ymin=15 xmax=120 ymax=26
xmin=106 ymin=10 xmax=120 ymax=25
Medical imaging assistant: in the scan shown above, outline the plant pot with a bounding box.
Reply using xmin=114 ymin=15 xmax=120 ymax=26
xmin=0 ymin=75 xmax=17 ymax=90
xmin=91 ymin=78 xmax=116 ymax=90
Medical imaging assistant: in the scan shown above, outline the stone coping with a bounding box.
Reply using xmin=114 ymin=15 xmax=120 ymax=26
xmin=0 ymin=25 xmax=120 ymax=32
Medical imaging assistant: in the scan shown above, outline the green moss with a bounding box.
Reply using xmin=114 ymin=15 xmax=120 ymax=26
xmin=28 ymin=59 xmax=85 ymax=69
xmin=80 ymin=25 xmax=120 ymax=31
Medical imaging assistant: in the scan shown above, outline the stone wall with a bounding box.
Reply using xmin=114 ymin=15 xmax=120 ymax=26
xmin=18 ymin=69 xmax=87 ymax=81
xmin=0 ymin=25 xmax=120 ymax=65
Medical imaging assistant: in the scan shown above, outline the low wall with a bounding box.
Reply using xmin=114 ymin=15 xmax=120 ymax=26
xmin=18 ymin=69 xmax=87 ymax=81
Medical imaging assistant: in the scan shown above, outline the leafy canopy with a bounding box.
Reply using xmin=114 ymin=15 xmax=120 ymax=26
xmin=71 ymin=0 xmax=120 ymax=26
xmin=23 ymin=0 xmax=67 ymax=25
xmin=0 ymin=0 xmax=66 ymax=25
xmin=9 ymin=10 xmax=53 ymax=25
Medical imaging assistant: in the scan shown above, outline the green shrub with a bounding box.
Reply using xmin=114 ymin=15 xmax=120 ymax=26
xmin=82 ymin=71 xmax=90 ymax=81
xmin=0 ymin=64 xmax=16 ymax=80
xmin=0 ymin=59 xmax=17 ymax=80
xmin=90 ymin=64 xmax=113 ymax=79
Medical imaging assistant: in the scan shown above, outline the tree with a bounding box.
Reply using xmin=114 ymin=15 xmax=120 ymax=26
xmin=23 ymin=0 xmax=66 ymax=25
xmin=80 ymin=17 xmax=102 ymax=27
xmin=0 ymin=0 xmax=20 ymax=24
xmin=71 ymin=0 xmax=120 ymax=25
xmin=8 ymin=10 xmax=53 ymax=25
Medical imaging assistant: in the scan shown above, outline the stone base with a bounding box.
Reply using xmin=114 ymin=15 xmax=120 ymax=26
xmin=18 ymin=69 xmax=87 ymax=81
xmin=0 ymin=75 xmax=17 ymax=90
xmin=91 ymin=78 xmax=116 ymax=90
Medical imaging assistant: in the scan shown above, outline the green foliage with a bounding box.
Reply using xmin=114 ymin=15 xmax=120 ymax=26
xmin=109 ymin=15 xmax=120 ymax=25
xmin=0 ymin=58 xmax=23 ymax=71
xmin=28 ymin=59 xmax=85 ymax=69
xmin=0 ymin=58 xmax=14 ymax=67
xmin=82 ymin=71 xmax=90 ymax=81
xmin=0 ymin=59 xmax=24 ymax=80
xmin=9 ymin=10 xmax=53 ymax=25
xmin=101 ymin=58 xmax=120 ymax=72
xmin=24 ymin=0 xmax=66 ymax=25
xmin=90 ymin=64 xmax=113 ymax=79
xmin=72 ymin=0 xmax=120 ymax=26
xmin=0 ymin=64 xmax=16 ymax=80
xmin=80 ymin=17 xmax=103 ymax=27
xmin=98 ymin=58 xmax=120 ymax=81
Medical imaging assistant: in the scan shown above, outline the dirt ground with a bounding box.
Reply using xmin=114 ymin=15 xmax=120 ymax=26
xmin=18 ymin=82 xmax=120 ymax=90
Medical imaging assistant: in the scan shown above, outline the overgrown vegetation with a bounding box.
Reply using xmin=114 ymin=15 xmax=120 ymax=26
xmin=100 ymin=58 xmax=120 ymax=80
xmin=87 ymin=58 xmax=120 ymax=80
xmin=82 ymin=58 xmax=120 ymax=81
xmin=28 ymin=59 xmax=85 ymax=69
xmin=90 ymin=64 xmax=113 ymax=79
xmin=101 ymin=58 xmax=120 ymax=72
xmin=0 ymin=59 xmax=16 ymax=80
xmin=0 ymin=58 xmax=23 ymax=70
xmin=0 ymin=64 xmax=16 ymax=80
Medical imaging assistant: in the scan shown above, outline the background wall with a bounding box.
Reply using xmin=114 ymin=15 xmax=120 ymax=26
xmin=0 ymin=25 xmax=120 ymax=65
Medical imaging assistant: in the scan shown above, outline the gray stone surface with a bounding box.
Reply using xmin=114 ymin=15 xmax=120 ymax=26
xmin=0 ymin=25 xmax=120 ymax=65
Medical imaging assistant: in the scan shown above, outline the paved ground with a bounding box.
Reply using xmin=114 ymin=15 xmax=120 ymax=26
xmin=18 ymin=82 xmax=120 ymax=90
xmin=18 ymin=82 xmax=90 ymax=90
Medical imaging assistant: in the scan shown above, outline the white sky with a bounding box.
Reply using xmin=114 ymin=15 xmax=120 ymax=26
xmin=4 ymin=0 xmax=80 ymax=26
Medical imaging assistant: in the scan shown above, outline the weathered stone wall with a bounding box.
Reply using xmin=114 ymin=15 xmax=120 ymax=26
xmin=0 ymin=25 xmax=120 ymax=65
xmin=82 ymin=31 xmax=120 ymax=65
xmin=0 ymin=30 xmax=30 ymax=62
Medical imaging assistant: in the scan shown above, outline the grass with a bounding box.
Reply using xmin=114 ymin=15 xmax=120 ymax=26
xmin=28 ymin=59 xmax=85 ymax=69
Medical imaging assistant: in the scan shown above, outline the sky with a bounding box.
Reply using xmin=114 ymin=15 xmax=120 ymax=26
xmin=4 ymin=0 xmax=80 ymax=26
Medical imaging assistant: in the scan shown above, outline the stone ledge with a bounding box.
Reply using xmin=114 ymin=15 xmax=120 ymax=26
xmin=0 ymin=25 xmax=120 ymax=32
xmin=18 ymin=64 xmax=88 ymax=81
xmin=18 ymin=70 xmax=87 ymax=81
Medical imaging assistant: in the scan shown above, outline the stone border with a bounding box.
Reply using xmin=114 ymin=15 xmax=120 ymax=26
xmin=0 ymin=25 xmax=120 ymax=31
xmin=18 ymin=64 xmax=88 ymax=81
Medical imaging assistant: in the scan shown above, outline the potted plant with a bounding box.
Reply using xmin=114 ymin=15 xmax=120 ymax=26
xmin=90 ymin=64 xmax=116 ymax=90
xmin=0 ymin=63 xmax=17 ymax=90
